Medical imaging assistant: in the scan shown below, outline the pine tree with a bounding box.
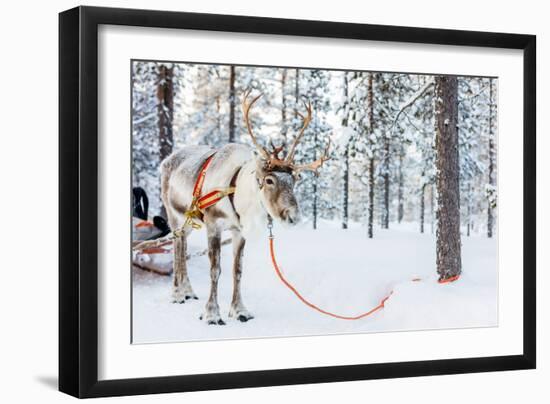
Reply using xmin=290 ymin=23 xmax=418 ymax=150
xmin=487 ymin=78 xmax=497 ymax=238
xmin=132 ymin=61 xmax=160 ymax=215
xmin=184 ymin=64 xmax=229 ymax=146
xmin=375 ymin=73 xmax=395 ymax=229
xmin=391 ymin=74 xmax=435 ymax=232
xmin=131 ymin=62 xmax=497 ymax=241
xmin=458 ymin=77 xmax=485 ymax=237
xmin=346 ymin=72 xmax=379 ymax=238
xmin=434 ymin=75 xmax=462 ymax=280
xmin=132 ymin=61 xmax=184 ymax=217
xmin=340 ymin=72 xmax=352 ymax=229
xmin=157 ymin=64 xmax=174 ymax=166
xmin=228 ymin=66 xmax=236 ymax=142
xmin=281 ymin=69 xmax=288 ymax=141
xmin=293 ymin=69 xmax=332 ymax=229
xmin=367 ymin=73 xmax=375 ymax=238
xmin=397 ymin=147 xmax=405 ymax=223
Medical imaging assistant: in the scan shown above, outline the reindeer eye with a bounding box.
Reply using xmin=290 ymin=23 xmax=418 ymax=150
xmin=265 ymin=177 xmax=275 ymax=185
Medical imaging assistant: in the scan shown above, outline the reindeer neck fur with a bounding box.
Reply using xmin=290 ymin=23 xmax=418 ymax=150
xmin=193 ymin=143 xmax=268 ymax=238
xmin=163 ymin=143 xmax=289 ymax=240
xmin=233 ymin=158 xmax=269 ymax=239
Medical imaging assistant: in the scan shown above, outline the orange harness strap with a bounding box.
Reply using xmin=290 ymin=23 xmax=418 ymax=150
xmin=192 ymin=154 xmax=236 ymax=213
xmin=197 ymin=188 xmax=236 ymax=211
xmin=179 ymin=153 xmax=236 ymax=231
xmin=268 ymin=230 xmax=460 ymax=320
xmin=192 ymin=155 xmax=214 ymax=200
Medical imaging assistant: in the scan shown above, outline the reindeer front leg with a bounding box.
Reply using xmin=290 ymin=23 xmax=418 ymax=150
xmin=172 ymin=235 xmax=197 ymax=303
xmin=228 ymin=231 xmax=254 ymax=322
xmin=200 ymin=226 xmax=225 ymax=325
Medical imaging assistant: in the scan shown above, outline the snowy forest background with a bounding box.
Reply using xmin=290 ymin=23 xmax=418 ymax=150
xmin=132 ymin=60 xmax=497 ymax=240
xmin=131 ymin=60 xmax=498 ymax=341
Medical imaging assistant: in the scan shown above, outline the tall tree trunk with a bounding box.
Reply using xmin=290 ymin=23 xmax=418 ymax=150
xmin=342 ymin=73 xmax=350 ymax=230
xmin=216 ymin=96 xmax=221 ymax=133
xmin=157 ymin=64 xmax=174 ymax=161
xmin=157 ymin=64 xmax=174 ymax=218
xmin=228 ymin=65 xmax=236 ymax=142
xmin=281 ymin=69 xmax=287 ymax=141
xmin=434 ymin=76 xmax=461 ymax=281
xmin=294 ymin=68 xmax=300 ymax=119
xmin=367 ymin=73 xmax=375 ymax=239
xmin=487 ymin=78 xmax=495 ymax=238
xmin=420 ymin=181 xmax=426 ymax=233
xmin=382 ymin=134 xmax=390 ymax=229
xmin=430 ymin=183 xmax=435 ymax=234
xmin=397 ymin=147 xmax=404 ymax=223
xmin=342 ymin=146 xmax=349 ymax=229
xmin=312 ymin=128 xmax=318 ymax=230
xmin=466 ymin=183 xmax=472 ymax=237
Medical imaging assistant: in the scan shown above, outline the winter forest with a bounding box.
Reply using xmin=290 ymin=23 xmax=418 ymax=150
xmin=131 ymin=60 xmax=498 ymax=342
xmin=132 ymin=61 xmax=497 ymax=246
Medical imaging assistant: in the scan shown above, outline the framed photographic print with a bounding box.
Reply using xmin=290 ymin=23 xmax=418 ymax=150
xmin=59 ymin=6 xmax=536 ymax=398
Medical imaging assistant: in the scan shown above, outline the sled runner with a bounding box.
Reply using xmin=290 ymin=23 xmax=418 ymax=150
xmin=132 ymin=186 xmax=174 ymax=274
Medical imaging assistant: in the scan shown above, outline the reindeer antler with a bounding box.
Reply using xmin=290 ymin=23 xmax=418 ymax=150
xmin=292 ymin=139 xmax=332 ymax=175
xmin=269 ymin=140 xmax=285 ymax=159
xmin=241 ymin=91 xmax=330 ymax=174
xmin=285 ymin=101 xmax=313 ymax=163
xmin=242 ymin=89 xmax=269 ymax=159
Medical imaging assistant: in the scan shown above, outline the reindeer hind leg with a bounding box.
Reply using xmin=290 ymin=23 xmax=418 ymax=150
xmin=171 ymin=234 xmax=198 ymax=303
xmin=161 ymin=165 xmax=197 ymax=303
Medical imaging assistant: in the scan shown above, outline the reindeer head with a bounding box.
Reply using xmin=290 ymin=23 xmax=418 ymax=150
xmin=242 ymin=90 xmax=331 ymax=226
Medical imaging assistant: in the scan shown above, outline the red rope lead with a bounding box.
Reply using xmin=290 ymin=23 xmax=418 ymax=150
xmin=268 ymin=237 xmax=460 ymax=321
xmin=438 ymin=274 xmax=461 ymax=284
xmin=269 ymin=237 xmax=392 ymax=320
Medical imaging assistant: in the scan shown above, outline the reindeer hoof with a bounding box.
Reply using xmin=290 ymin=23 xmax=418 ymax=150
xmin=172 ymin=295 xmax=196 ymax=303
xmin=206 ymin=319 xmax=226 ymax=326
xmin=229 ymin=306 xmax=254 ymax=322
xmin=172 ymin=287 xmax=197 ymax=303
xmin=237 ymin=314 xmax=253 ymax=322
xmin=200 ymin=309 xmax=225 ymax=325
xmin=172 ymin=297 xmax=186 ymax=304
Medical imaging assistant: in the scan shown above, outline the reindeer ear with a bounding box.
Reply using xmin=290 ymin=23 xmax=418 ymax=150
xmin=254 ymin=152 xmax=268 ymax=176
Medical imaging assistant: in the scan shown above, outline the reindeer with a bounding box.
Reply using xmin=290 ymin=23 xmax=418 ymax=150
xmin=160 ymin=91 xmax=330 ymax=325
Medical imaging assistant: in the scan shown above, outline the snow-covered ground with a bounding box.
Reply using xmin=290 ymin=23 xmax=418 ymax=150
xmin=132 ymin=221 xmax=497 ymax=344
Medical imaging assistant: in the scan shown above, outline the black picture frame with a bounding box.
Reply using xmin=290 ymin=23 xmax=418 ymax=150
xmin=59 ymin=5 xmax=536 ymax=398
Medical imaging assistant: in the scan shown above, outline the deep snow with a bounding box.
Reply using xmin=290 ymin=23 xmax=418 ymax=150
xmin=132 ymin=221 xmax=497 ymax=344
